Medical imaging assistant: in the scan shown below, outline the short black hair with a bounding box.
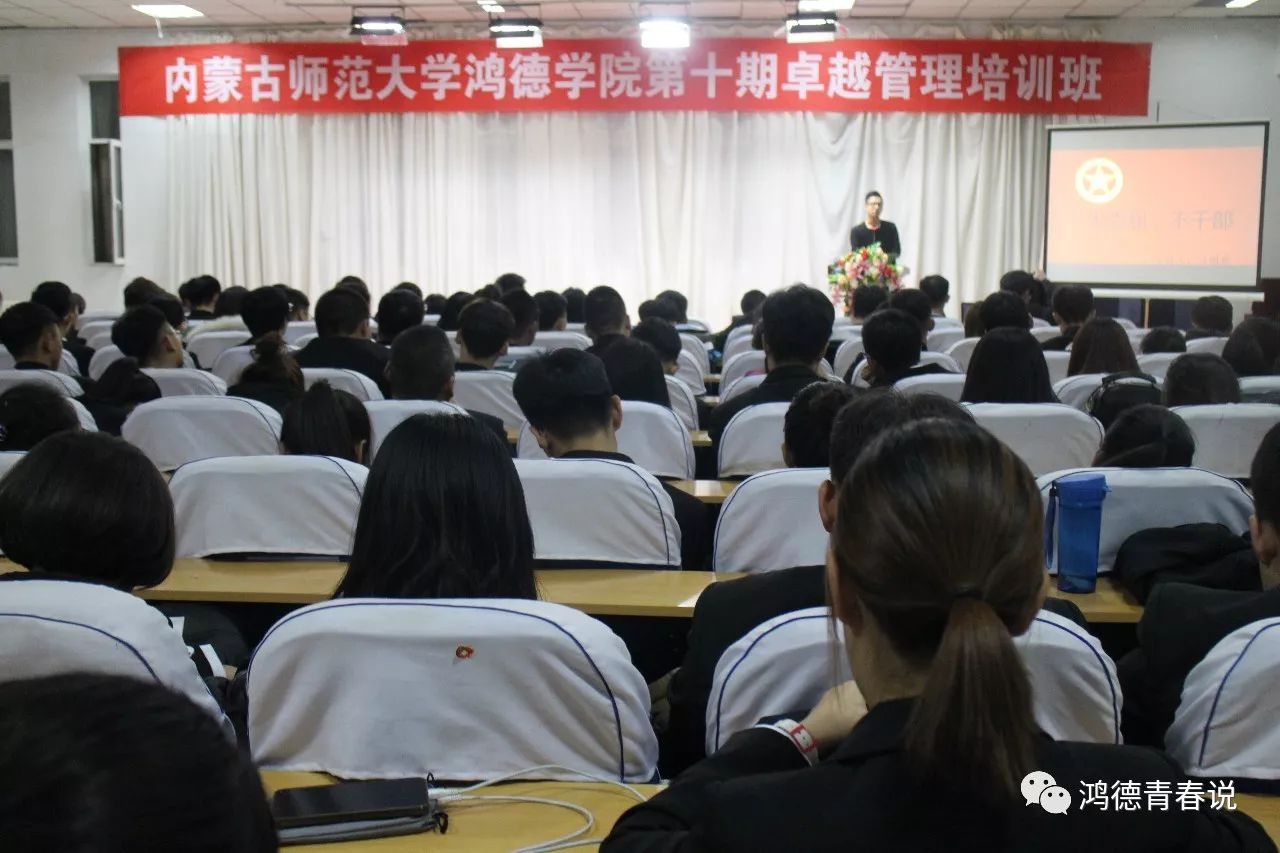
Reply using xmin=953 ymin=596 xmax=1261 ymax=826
xmin=0 ymin=431 xmax=175 ymax=589
xmin=761 ymin=285 xmax=833 ymax=364
xmin=501 ymin=289 xmax=540 ymax=339
xmin=852 ymin=284 xmax=888 ymax=319
xmin=861 ymin=308 xmax=921 ymax=374
xmin=282 ymin=286 xmax=310 ymax=315
xmin=393 ymin=281 xmax=423 ymax=299
xmin=534 ymin=291 xmax=568 ymax=331
xmin=1223 ymin=317 xmax=1280 ymax=377
xmin=111 ymin=304 xmax=168 ymax=361
xmin=1252 ymin=423 xmax=1280 ymax=526
xmin=655 ymin=290 xmax=689 ymax=323
xmin=477 ymin=284 xmax=502 ymax=301
xmin=124 ymin=277 xmax=169 ymax=308
xmin=281 ymin=382 xmax=371 ymax=464
xmin=241 ymin=286 xmax=290 ymax=339
xmin=439 ymin=292 xmax=473 ymax=331
xmin=784 ymin=382 xmax=858 ymax=468
xmin=31 ymin=281 xmax=75 ymax=322
xmin=919 ymin=275 xmax=949 ymax=310
xmin=979 ymin=291 xmax=1031 ymax=332
xmin=600 ymin=338 xmax=670 ymax=407
xmin=638 ymin=298 xmax=682 ymax=324
xmin=1164 ymin=353 xmax=1241 ymax=407
xmin=1141 ymin=327 xmax=1186 ymax=355
xmin=829 ymin=388 xmax=973 ymax=484
xmin=0 ymin=674 xmax=276 ymax=853
xmin=389 ymin=325 xmax=454 ymax=400
xmin=631 ymin=318 xmax=682 ymax=364
xmin=315 ymin=287 xmax=370 ymax=337
xmin=999 ymin=270 xmax=1036 ymax=298
xmin=1095 ymin=404 xmax=1195 ymax=468
xmin=335 ymin=275 xmax=371 ymax=306
xmin=494 ymin=272 xmax=526 ymax=294
xmin=563 ymin=287 xmax=586 ymax=324
xmin=0 ymin=302 xmax=59 ymax=358
xmin=0 ymin=384 xmax=79 ymax=451
xmin=584 ymin=286 xmax=628 ymax=338
xmin=865 ymin=190 xmax=882 ymax=203
xmin=888 ymin=289 xmax=932 ymax=334
xmin=459 ymin=298 xmax=516 ymax=359
xmin=182 ymin=275 xmax=220 ymax=308
xmin=424 ymin=294 xmax=447 ymax=315
xmin=513 ymin=349 xmax=613 ymax=441
xmin=214 ymin=286 xmax=248 ymax=318
xmin=374 ymin=289 xmax=425 ymax=343
xmin=741 ymin=290 xmax=766 ymax=316
xmin=1052 ymin=285 xmax=1094 ymax=325
xmin=149 ymin=296 xmax=185 ymax=331
xmin=1192 ymin=296 xmax=1233 ymax=334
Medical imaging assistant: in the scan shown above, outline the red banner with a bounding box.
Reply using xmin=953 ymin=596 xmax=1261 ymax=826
xmin=119 ymin=38 xmax=1150 ymax=117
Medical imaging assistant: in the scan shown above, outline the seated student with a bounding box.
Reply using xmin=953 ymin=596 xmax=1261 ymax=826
xmin=1141 ymin=326 xmax=1187 ymax=355
xmin=1000 ymin=268 xmax=1052 ymax=322
xmin=438 ymin=291 xmax=472 ymax=331
xmin=123 ymin=277 xmax=169 ymax=309
xmin=335 ymin=413 xmax=535 ymax=599
xmin=501 ymin=289 xmax=540 ymax=347
xmin=631 ymin=318 xmax=683 ymax=377
xmin=857 ymin=308 xmax=953 ymax=388
xmin=1040 ymin=284 xmax=1094 ymax=351
xmin=494 ymin=271 xmax=526 ymax=294
xmin=513 ymin=349 xmax=709 ymax=570
xmin=150 ymin=294 xmax=189 ymax=337
xmin=373 ymin=289 xmax=424 ymax=345
xmin=335 ymin=275 xmax=371 ymax=307
xmin=961 ymin=327 xmax=1058 ymax=404
xmin=113 ymin=303 xmax=184 ymax=369
xmin=1119 ymin=423 xmax=1280 ymax=749
xmin=1187 ymin=294 xmax=1233 ymax=341
xmin=918 ymin=274 xmax=950 ymax=320
xmin=239 ymin=286 xmax=290 ymax=348
xmin=227 ymin=336 xmax=304 ymax=415
xmin=534 ymin=290 xmax=568 ymax=332
xmin=978 ymin=290 xmax=1032 ymax=334
xmin=563 ymin=287 xmax=587 ymax=324
xmin=477 ymin=283 xmax=502 ymax=301
xmin=639 ymin=297 xmax=683 ymax=325
xmin=657 ymin=289 xmax=691 ymax=325
xmin=600 ymin=338 xmax=672 ymax=408
xmin=1067 ymin=317 xmax=1139 ymax=376
xmin=584 ymin=286 xmax=631 ymax=355
xmin=281 ymin=382 xmax=371 ymax=465
xmin=456 ymin=298 xmax=515 ymax=371
xmin=781 ymin=381 xmax=858 ymax=468
xmin=278 ymin=284 xmax=310 ymax=322
xmin=1093 ymin=404 xmax=1195 ymax=468
xmin=31 ymin=280 xmax=93 ymax=374
xmin=847 ymin=283 xmax=887 ymax=325
xmin=712 ymin=290 xmax=766 ymax=353
xmin=385 ymin=325 xmax=506 ymax=441
xmin=0 ymin=674 xmax=276 ymax=853
xmin=613 ymin=419 xmax=1274 ymax=852
xmin=1222 ymin=317 xmax=1280 ymax=377
xmin=182 ymin=274 xmax=221 ymax=320
xmin=424 ymin=293 xmax=447 ymax=317
xmin=0 ymin=384 xmax=80 ymax=451
xmin=710 ymin=285 xmax=833 ymax=442
xmin=293 ymin=288 xmax=390 ymax=395
xmin=1163 ymin=353 xmax=1241 ymax=407
xmin=963 ymin=302 xmax=986 ymax=338
xmin=888 ymin=288 xmax=935 ymax=343
xmin=393 ymin=281 xmax=422 ymax=299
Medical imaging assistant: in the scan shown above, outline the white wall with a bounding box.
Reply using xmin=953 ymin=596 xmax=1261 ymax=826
xmin=0 ymin=21 xmax=1276 ymax=316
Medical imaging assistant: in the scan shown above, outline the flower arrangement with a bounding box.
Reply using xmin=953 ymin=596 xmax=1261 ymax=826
xmin=828 ymin=242 xmax=904 ymax=309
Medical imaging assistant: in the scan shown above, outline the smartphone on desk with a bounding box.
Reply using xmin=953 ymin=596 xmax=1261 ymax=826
xmin=271 ymin=778 xmax=433 ymax=829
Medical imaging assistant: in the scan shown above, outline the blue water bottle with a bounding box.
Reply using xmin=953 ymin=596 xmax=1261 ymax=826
xmin=1045 ymin=473 xmax=1110 ymax=594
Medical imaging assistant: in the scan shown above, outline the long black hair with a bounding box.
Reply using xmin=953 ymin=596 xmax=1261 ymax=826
xmin=960 ymin=327 xmax=1057 ymax=404
xmin=280 ymin=381 xmax=371 ymax=464
xmin=336 ymin=413 xmax=536 ymax=600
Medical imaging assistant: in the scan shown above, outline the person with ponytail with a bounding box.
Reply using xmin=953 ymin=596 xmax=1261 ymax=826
xmin=0 ymin=384 xmax=79 ymax=451
xmin=280 ymin=380 xmax=371 ymax=464
xmin=1094 ymin=405 xmax=1195 ymax=469
xmin=228 ymin=334 xmax=304 ymax=414
xmin=604 ymin=419 xmax=1274 ymax=852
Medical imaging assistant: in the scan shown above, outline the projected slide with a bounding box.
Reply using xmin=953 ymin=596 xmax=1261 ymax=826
xmin=1045 ymin=123 xmax=1267 ymax=289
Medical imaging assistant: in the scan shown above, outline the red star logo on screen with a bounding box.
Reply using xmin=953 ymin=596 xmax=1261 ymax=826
xmin=1075 ymin=157 xmax=1124 ymax=205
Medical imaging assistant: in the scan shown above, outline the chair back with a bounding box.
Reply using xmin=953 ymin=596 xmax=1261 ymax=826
xmin=1240 ymin=376 xmax=1280 ymax=402
xmin=719 ymin=373 xmax=766 ymax=404
xmin=894 ymin=373 xmax=966 ymax=401
xmin=926 ymin=327 xmax=964 ymax=352
xmin=945 ymin=337 xmax=982 ymax=371
xmin=186 ymin=331 xmax=250 ymax=368
xmin=1030 ymin=326 xmax=1063 ymax=344
xmin=452 ymin=371 xmax=524 ymax=430
xmin=1044 ymin=351 xmax=1071 ymax=385
xmin=721 ymin=351 xmax=765 ymax=391
xmin=712 ymin=468 xmax=828 ymax=574
xmin=1136 ymin=352 xmax=1181 ymax=377
xmin=211 ymin=345 xmax=257 ymax=384
xmin=68 ymin=399 xmax=98 ymax=431
xmin=721 ymin=333 xmax=756 ymax=365
xmin=1172 ymin=404 xmax=1280 ymax=478
xmin=283 ymin=321 xmax=317 ymax=345
xmin=122 ymin=396 xmax=283 ymax=471
xmin=680 ymin=334 xmax=711 ymax=376
xmin=142 ymin=368 xmax=228 ymax=397
xmin=666 ymin=374 xmax=698 ymax=431
xmin=1185 ymin=336 xmax=1228 ymax=356
xmin=832 ymin=336 xmax=866 ymax=379
xmin=966 ymin=403 xmax=1103 ymax=477
xmin=363 ymin=400 xmax=469 ymax=459
xmin=302 ymin=368 xmax=383 ymax=402
xmin=718 ymin=401 xmax=790 ymax=477
xmin=675 ymin=350 xmax=707 ymax=396
xmin=0 ymin=369 xmax=81 ymax=397
xmin=532 ymin=331 xmax=591 ymax=351
xmin=1014 ymin=609 xmax=1121 ymax=744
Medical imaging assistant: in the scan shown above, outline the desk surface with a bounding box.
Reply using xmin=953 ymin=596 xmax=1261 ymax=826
xmin=669 ymin=479 xmax=736 ymax=505
xmin=507 ymin=429 xmax=711 ymax=449
xmin=261 ymin=771 xmax=658 ymax=852
xmin=1046 ymin=578 xmax=1143 ymax=624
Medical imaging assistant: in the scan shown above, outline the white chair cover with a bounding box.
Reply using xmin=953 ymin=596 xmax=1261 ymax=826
xmin=514 ymin=458 xmax=680 ymax=568
xmin=283 ymin=321 xmax=317 ymax=344
xmin=666 ymin=374 xmax=698 ymax=431
xmin=721 ymin=334 xmax=756 ymax=366
xmin=945 ymin=337 xmax=982 ymax=371
xmin=302 ymin=368 xmax=384 ymax=402
xmin=78 ymin=319 xmax=116 ymax=341
xmin=1013 ymin=609 xmax=1122 ymax=744
xmin=1030 ymin=326 xmax=1063 ymax=343
xmin=1044 ymin=351 xmax=1071 ymax=385
xmin=1036 ymin=466 xmax=1253 ymax=575
xmin=966 ymin=403 xmax=1102 ymax=477
xmin=143 ymin=368 xmax=228 ymax=397
xmin=1167 ymin=617 xmax=1280 ymax=783
xmin=1185 ymin=336 xmax=1229 ymax=356
xmin=894 ymin=373 xmax=966 ymax=401
xmin=614 ymin=401 xmax=694 ymax=479
xmin=122 ymin=396 xmax=283 ymax=471
xmin=211 ymin=345 xmax=257 ymax=384
xmin=171 ymin=455 xmax=367 ymax=558
xmin=1173 ymin=404 xmax=1280 ymax=478
xmin=1032 ymin=317 xmax=1050 ymax=328
xmin=422 ymin=314 xmax=440 ymax=326
xmin=0 ymin=350 xmax=9 ymax=369
xmin=186 ymin=330 xmax=250 ymax=368
xmin=88 ymin=344 xmax=122 ymax=379
xmin=363 ymin=400 xmax=469 ymax=459
xmin=721 ymin=351 xmax=765 ymax=391
xmin=532 ymin=330 xmax=591 ymax=351
xmin=926 ymin=327 xmax=965 ymax=353
xmin=675 ymin=350 xmax=707 ymax=396
xmin=86 ymin=331 xmax=114 ymax=351
xmin=247 ymin=598 xmax=658 ymax=781
xmin=452 ymin=371 xmax=524 ymax=430
xmin=565 ymin=322 xmax=587 ymax=332
xmin=712 ymin=468 xmax=828 ymax=574
xmin=1112 ymin=318 xmax=1137 ymax=330
xmin=833 ymin=337 xmax=865 ymax=379
xmin=917 ymin=351 xmax=962 ymax=373
xmin=680 ymin=333 xmax=711 ymax=376
xmin=0 ymin=579 xmax=227 ymax=726
xmin=1240 ymin=376 xmax=1280 ymax=400
xmin=0 ymin=450 xmax=25 ymax=479
xmin=1137 ymin=352 xmax=1181 ymax=376
xmin=1054 ymin=373 xmax=1160 ymax=411
xmin=68 ymin=398 xmax=97 ymax=431
xmin=719 ymin=373 xmax=766 ymax=404
xmin=829 ymin=325 xmax=861 ymax=342
xmin=0 ymin=368 xmax=80 ymax=396
xmin=293 ymin=333 xmax=319 ymax=349
xmin=57 ymin=350 xmax=80 ymax=376
xmin=718 ymin=401 xmax=789 ymax=478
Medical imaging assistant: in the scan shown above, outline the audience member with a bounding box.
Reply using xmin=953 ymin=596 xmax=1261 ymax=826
xmin=424 ymin=293 xmax=448 ymax=316
xmin=961 ymin=327 xmax=1057 ymax=404
xmin=335 ymin=413 xmax=535 ymax=599
xmin=639 ymin=297 xmax=683 ymax=325
xmin=563 ymin=287 xmax=586 ymax=324
xmin=373 ymin=289 xmax=424 ymax=344
xmin=112 ymin=304 xmax=184 ymax=369
xmin=240 ymin=286 xmax=290 ymax=346
xmin=502 ymin=289 xmax=540 ymax=347
xmin=149 ymin=295 xmax=188 ymax=336
xmin=1041 ymin=284 xmax=1094 ymax=351
xmin=30 ymin=281 xmax=92 ymax=373
xmin=438 ymin=291 xmax=473 ymax=331
xmin=782 ymin=381 xmax=858 ymax=468
xmin=513 ymin=349 xmax=708 ymax=570
xmin=124 ymin=276 xmax=170 ymax=310
xmin=276 ymin=285 xmax=310 ymax=322
xmin=584 ymin=286 xmax=630 ymax=353
xmin=494 ymin=272 xmax=527 ymax=294
xmin=293 ymin=288 xmax=389 ymax=395
xmin=1141 ymin=327 xmax=1187 ymax=355
xmin=335 ymin=275 xmax=371 ymax=307
xmin=631 ymin=318 xmax=682 ymax=376
xmin=999 ymin=269 xmax=1050 ymax=321
xmin=600 ymin=338 xmax=671 ymax=408
xmin=888 ymin=288 xmax=935 ymax=344
xmin=963 ymin=303 xmax=985 ymax=338
xmin=1067 ymin=317 xmax=1139 ymax=376
xmin=535 ymin=290 xmax=568 ymax=331
xmin=709 ymin=285 xmax=833 ymax=442
xmin=477 ymin=284 xmax=502 ymax=301
xmin=859 ymin=308 xmax=950 ymax=388
xmin=1163 ymin=353 xmax=1241 ymax=407
xmin=1094 ymin=405 xmax=1195 ymax=468
xmin=1222 ymin=317 xmax=1280 ymax=377
xmin=457 ymin=298 xmax=515 ymax=370
xmin=0 ymin=674 xmax=276 ymax=853
xmin=919 ymin=275 xmax=950 ymax=318
xmin=657 ymin=290 xmax=690 ymax=325
xmin=182 ymin=275 xmax=221 ymax=319
xmin=392 ymin=281 xmax=422 ymax=299
xmin=1187 ymin=295 xmax=1233 ymax=340
xmin=978 ymin=291 xmax=1031 ymax=333
xmin=849 ymin=284 xmax=887 ymax=323
xmin=214 ymin=286 xmax=248 ymax=318
xmin=386 ymin=325 xmax=507 ymax=441
xmin=280 ymin=381 xmax=371 ymax=464
xmin=713 ymin=290 xmax=766 ymax=352
xmin=0 ymin=384 xmax=79 ymax=451
xmin=227 ymin=336 xmax=304 ymax=414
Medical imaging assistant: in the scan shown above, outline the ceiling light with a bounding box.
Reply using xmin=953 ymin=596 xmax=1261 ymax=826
xmin=639 ymin=18 xmax=691 ymax=49
xmin=785 ymin=13 xmax=836 ymax=42
xmin=350 ymin=13 xmax=406 ymax=33
xmin=1225 ymin=0 xmax=1259 ymax=7
xmin=797 ymin=0 xmax=854 ymax=11
xmin=480 ymin=2 xmax=505 ymax=11
xmin=131 ymin=4 xmax=204 ymax=17
xmin=490 ymin=16 xmax=542 ymax=47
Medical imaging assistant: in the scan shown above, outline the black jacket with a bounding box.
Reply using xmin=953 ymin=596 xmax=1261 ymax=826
xmin=607 ymin=699 xmax=1274 ymax=853
xmin=293 ymin=336 xmax=390 ymax=397
xmin=850 ymin=220 xmax=901 ymax=256
xmin=707 ymin=364 xmax=826 ymax=445
xmin=1041 ymin=326 xmax=1081 ymax=352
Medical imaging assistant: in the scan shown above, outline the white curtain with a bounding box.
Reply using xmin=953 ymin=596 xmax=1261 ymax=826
xmin=167 ymin=110 xmax=1058 ymax=326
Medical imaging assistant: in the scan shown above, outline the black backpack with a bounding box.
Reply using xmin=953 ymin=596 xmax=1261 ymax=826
xmin=1085 ymin=371 xmax=1162 ymax=429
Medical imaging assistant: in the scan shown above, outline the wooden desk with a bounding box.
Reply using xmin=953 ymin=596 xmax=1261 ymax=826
xmin=261 ymin=771 xmax=658 ymax=852
xmin=1046 ymin=578 xmax=1143 ymax=623
xmin=507 ymin=429 xmax=711 ymax=449
xmin=669 ymin=479 xmax=736 ymax=505
xmin=1239 ymin=795 xmax=1280 ymax=843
